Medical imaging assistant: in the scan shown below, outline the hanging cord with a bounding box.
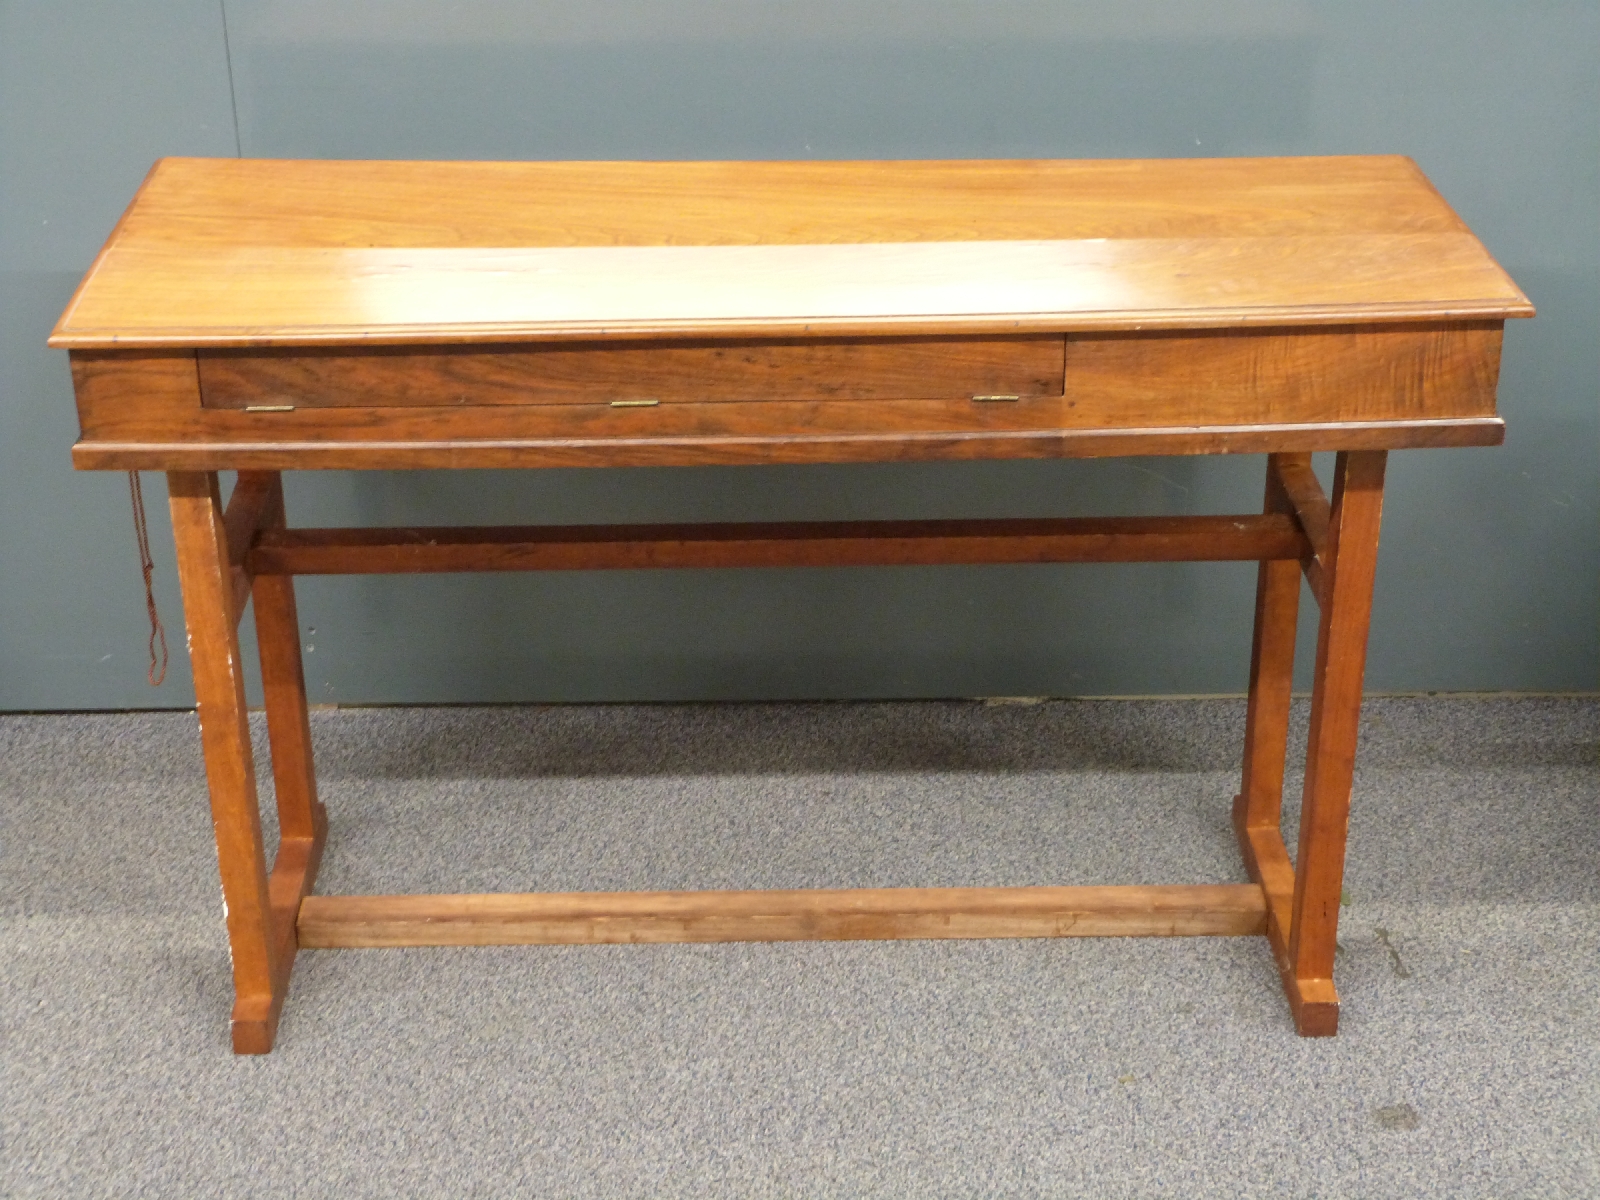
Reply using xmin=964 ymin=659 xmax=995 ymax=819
xmin=127 ymin=471 xmax=168 ymax=685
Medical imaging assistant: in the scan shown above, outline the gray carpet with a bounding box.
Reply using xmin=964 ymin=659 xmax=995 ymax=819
xmin=3 ymin=697 xmax=1597 ymax=1198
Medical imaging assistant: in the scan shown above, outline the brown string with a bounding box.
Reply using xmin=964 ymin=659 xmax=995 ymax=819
xmin=128 ymin=471 xmax=168 ymax=685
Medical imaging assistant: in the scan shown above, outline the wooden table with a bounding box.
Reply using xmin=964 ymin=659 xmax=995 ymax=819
xmin=52 ymin=156 xmax=1531 ymax=1053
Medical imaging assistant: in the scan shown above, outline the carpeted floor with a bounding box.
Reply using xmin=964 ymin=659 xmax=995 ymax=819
xmin=3 ymin=697 xmax=1597 ymax=1198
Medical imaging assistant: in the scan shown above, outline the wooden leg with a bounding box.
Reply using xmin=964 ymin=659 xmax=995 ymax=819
xmin=169 ymin=471 xmax=280 ymax=1051
xmin=170 ymin=470 xmax=325 ymax=1054
xmin=247 ymin=473 xmax=329 ymax=1046
xmin=1233 ymin=455 xmax=1304 ymax=965
xmin=1283 ymin=451 xmax=1387 ymax=1035
xmin=247 ymin=472 xmax=328 ymax=838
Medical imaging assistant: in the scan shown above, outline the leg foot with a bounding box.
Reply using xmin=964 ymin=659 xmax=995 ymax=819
xmin=231 ymin=994 xmax=284 ymax=1055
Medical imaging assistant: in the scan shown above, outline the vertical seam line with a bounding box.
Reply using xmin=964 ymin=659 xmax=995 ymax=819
xmin=219 ymin=0 xmax=243 ymax=156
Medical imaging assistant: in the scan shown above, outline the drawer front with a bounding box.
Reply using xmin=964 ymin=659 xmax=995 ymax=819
xmin=70 ymin=322 xmax=1504 ymax=472
xmin=1060 ymin=323 xmax=1501 ymax=425
xmin=198 ymin=335 xmax=1066 ymax=409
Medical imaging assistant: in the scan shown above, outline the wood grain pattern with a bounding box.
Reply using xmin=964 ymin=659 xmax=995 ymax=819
xmin=1234 ymin=821 xmax=1298 ymax=958
xmin=245 ymin=516 xmax=1308 ymax=576
xmin=244 ymin=472 xmax=328 ymax=851
xmin=73 ymin=156 xmax=1481 ymax=250
xmin=297 ymin=884 xmax=1269 ymax=947
xmin=69 ymin=350 xmax=199 ymax=428
xmin=1063 ymin=323 xmax=1501 ymax=426
xmin=221 ymin=471 xmax=275 ymax=565
xmin=166 ymin=471 xmax=283 ymax=1054
xmin=193 ymin=324 xmax=1495 ymax=422
xmin=1276 ymin=453 xmax=1334 ymax=609
xmin=1239 ymin=810 xmax=1342 ymax=1036
xmin=219 ymin=470 xmax=273 ymax=625
xmin=67 ymin=318 xmax=1508 ymax=471
xmin=247 ymin=825 xmax=324 ymax=1053
xmin=1235 ymin=455 xmax=1305 ymax=838
xmin=250 ymin=476 xmax=329 ymax=1039
xmin=197 ymin=336 xmax=1066 ymax=408
xmin=168 ymin=471 xmax=327 ymax=1054
xmin=68 ymin=417 xmax=1506 ymax=472
xmin=1275 ymin=454 xmax=1331 ymax=562
xmin=50 ymin=157 xmax=1531 ymax=351
xmin=1287 ymin=450 xmax=1388 ymax=1037
xmin=57 ymin=158 xmax=1525 ymax=1047
xmin=1233 ymin=453 xmax=1320 ymax=1032
xmin=55 ymin=235 xmax=1529 ymax=348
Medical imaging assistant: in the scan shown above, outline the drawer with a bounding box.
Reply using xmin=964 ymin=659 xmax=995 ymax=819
xmin=1058 ymin=323 xmax=1501 ymax=426
xmin=197 ymin=335 xmax=1066 ymax=409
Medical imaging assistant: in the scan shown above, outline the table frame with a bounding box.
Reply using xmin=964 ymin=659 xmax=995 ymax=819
xmin=168 ymin=448 xmax=1379 ymax=1053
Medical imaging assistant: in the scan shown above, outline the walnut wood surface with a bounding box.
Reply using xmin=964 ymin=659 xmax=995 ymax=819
xmin=219 ymin=470 xmax=273 ymax=624
xmin=67 ymin=320 xmax=1507 ymax=470
xmin=168 ymin=472 xmax=329 ymax=1054
xmin=1064 ymin=323 xmax=1499 ymax=426
xmin=50 ymin=157 xmax=1530 ymax=349
xmin=1236 ymin=455 xmax=1305 ymax=838
xmin=197 ymin=335 xmax=1066 ymax=408
xmin=192 ymin=323 xmax=1492 ymax=419
xmin=60 ymin=161 xmax=1519 ymax=1048
xmin=1283 ymin=451 xmax=1387 ymax=1036
xmin=250 ymin=476 xmax=328 ymax=1053
xmin=1275 ymin=454 xmax=1332 ymax=562
xmin=54 ymin=235 xmax=1526 ymax=347
xmin=297 ymin=884 xmax=1269 ymax=947
xmin=245 ymin=473 xmax=328 ymax=853
xmin=58 ymin=157 xmax=1528 ymax=468
xmin=1235 ymin=820 xmax=1299 ymax=960
xmin=245 ymin=516 xmax=1307 ymax=576
xmin=1234 ymin=818 xmax=1340 ymax=1035
xmin=70 ymin=417 xmax=1506 ymax=472
xmin=1234 ymin=454 xmax=1308 ymax=1019
xmin=1276 ymin=454 xmax=1335 ymax=607
xmin=60 ymin=156 xmax=1485 ymax=248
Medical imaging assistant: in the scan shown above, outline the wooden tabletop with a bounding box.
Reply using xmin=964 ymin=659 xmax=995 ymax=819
xmin=50 ymin=157 xmax=1531 ymax=350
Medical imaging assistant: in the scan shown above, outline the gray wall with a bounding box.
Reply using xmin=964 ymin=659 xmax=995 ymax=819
xmin=2 ymin=1 xmax=1595 ymax=710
